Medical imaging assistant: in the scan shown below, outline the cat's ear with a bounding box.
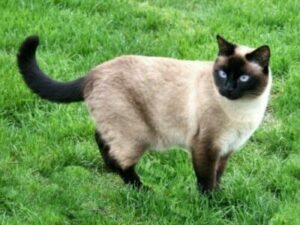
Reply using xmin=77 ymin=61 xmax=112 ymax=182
xmin=246 ymin=45 xmax=270 ymax=68
xmin=216 ymin=35 xmax=236 ymax=56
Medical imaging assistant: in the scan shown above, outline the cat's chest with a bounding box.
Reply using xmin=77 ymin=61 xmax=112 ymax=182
xmin=217 ymin=119 xmax=260 ymax=156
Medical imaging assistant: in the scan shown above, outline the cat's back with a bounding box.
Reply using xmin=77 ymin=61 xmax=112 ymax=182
xmin=84 ymin=55 xmax=213 ymax=99
xmin=89 ymin=55 xmax=212 ymax=80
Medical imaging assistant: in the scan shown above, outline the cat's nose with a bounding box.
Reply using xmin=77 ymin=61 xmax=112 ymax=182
xmin=224 ymin=83 xmax=234 ymax=92
xmin=224 ymin=86 xmax=234 ymax=92
xmin=224 ymin=81 xmax=234 ymax=91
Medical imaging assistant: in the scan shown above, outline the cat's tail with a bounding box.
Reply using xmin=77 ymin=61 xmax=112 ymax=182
xmin=17 ymin=36 xmax=85 ymax=103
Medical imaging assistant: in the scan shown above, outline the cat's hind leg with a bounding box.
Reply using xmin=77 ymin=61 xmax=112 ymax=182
xmin=95 ymin=130 xmax=145 ymax=188
xmin=95 ymin=131 xmax=115 ymax=171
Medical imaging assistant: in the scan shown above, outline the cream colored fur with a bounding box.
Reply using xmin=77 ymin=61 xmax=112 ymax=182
xmin=84 ymin=50 xmax=271 ymax=168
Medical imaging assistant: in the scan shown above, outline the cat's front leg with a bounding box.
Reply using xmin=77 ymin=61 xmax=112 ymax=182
xmin=191 ymin=138 xmax=220 ymax=194
xmin=216 ymin=153 xmax=231 ymax=185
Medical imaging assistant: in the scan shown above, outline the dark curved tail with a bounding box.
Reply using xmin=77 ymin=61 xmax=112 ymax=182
xmin=17 ymin=36 xmax=85 ymax=103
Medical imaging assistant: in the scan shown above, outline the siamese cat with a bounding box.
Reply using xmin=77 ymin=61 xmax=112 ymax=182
xmin=17 ymin=35 xmax=271 ymax=193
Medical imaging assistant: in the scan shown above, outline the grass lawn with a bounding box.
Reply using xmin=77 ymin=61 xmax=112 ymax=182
xmin=0 ymin=0 xmax=299 ymax=224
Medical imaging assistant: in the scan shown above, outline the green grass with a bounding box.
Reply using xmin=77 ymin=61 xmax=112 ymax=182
xmin=1 ymin=0 xmax=299 ymax=224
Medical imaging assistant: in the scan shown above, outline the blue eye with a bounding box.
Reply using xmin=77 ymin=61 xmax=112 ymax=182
xmin=218 ymin=70 xmax=227 ymax=79
xmin=239 ymin=75 xmax=250 ymax=82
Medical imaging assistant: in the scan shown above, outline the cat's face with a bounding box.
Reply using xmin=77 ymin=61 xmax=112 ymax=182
xmin=213 ymin=35 xmax=270 ymax=100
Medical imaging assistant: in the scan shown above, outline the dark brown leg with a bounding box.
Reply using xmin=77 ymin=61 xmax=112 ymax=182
xmin=95 ymin=131 xmax=143 ymax=188
xmin=118 ymin=165 xmax=142 ymax=187
xmin=95 ymin=131 xmax=113 ymax=170
xmin=191 ymin=140 xmax=219 ymax=193
xmin=216 ymin=153 xmax=231 ymax=185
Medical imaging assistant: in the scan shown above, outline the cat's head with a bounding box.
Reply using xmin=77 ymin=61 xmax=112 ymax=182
xmin=213 ymin=35 xmax=270 ymax=100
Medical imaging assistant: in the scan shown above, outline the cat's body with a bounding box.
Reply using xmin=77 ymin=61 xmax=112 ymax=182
xmin=17 ymin=35 xmax=271 ymax=193
xmin=85 ymin=55 xmax=271 ymax=157
xmin=86 ymin=57 xmax=211 ymax=152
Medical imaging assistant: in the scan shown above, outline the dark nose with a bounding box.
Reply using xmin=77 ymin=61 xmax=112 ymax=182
xmin=224 ymin=82 xmax=234 ymax=92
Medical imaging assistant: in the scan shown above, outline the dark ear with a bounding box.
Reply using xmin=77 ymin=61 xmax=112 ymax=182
xmin=246 ymin=45 xmax=270 ymax=68
xmin=216 ymin=35 xmax=236 ymax=56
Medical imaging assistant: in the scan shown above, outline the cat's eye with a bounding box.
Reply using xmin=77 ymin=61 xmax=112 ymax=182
xmin=218 ymin=70 xmax=227 ymax=79
xmin=239 ymin=75 xmax=250 ymax=82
